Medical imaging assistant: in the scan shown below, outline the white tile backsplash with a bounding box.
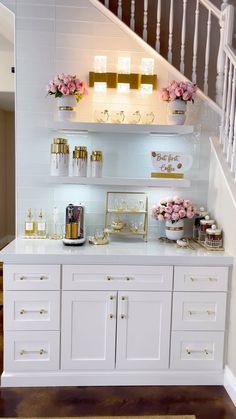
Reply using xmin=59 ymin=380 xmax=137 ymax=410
xmin=13 ymin=0 xmax=218 ymax=239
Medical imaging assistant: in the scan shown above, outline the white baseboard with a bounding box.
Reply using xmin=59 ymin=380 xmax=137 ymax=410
xmin=224 ymin=365 xmax=236 ymax=406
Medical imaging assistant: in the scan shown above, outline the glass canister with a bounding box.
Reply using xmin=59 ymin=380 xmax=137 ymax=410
xmin=205 ymin=225 xmax=223 ymax=248
xmin=193 ymin=207 xmax=209 ymax=239
xmin=50 ymin=138 xmax=69 ymax=176
xmin=90 ymin=151 xmax=103 ymax=177
xmin=73 ymin=146 xmax=87 ymax=177
xmin=199 ymin=217 xmax=215 ymax=243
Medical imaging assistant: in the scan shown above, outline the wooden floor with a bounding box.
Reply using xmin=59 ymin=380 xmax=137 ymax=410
xmin=0 ymin=267 xmax=235 ymax=418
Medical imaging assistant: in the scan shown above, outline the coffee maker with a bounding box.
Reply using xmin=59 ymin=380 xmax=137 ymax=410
xmin=62 ymin=203 xmax=86 ymax=246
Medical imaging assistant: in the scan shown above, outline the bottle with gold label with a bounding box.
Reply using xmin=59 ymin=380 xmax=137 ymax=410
xmin=50 ymin=137 xmax=69 ymax=176
xmin=36 ymin=209 xmax=47 ymax=238
xmin=73 ymin=146 xmax=87 ymax=177
xmin=90 ymin=150 xmax=103 ymax=177
xmin=24 ymin=208 xmax=35 ymax=237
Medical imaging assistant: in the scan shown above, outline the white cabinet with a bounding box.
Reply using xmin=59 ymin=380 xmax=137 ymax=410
xmin=61 ymin=291 xmax=116 ymax=370
xmin=61 ymin=290 xmax=171 ymax=371
xmin=116 ymin=291 xmax=171 ymax=370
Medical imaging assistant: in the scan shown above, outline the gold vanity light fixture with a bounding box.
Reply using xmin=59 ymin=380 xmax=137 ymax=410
xmin=140 ymin=58 xmax=157 ymax=94
xmin=89 ymin=56 xmax=157 ymax=92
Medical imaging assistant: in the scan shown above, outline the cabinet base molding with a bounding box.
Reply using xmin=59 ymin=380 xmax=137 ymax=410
xmin=224 ymin=366 xmax=236 ymax=406
xmin=1 ymin=370 xmax=224 ymax=387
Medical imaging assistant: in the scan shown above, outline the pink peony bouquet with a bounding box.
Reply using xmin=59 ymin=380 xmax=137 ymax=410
xmin=46 ymin=73 xmax=88 ymax=102
xmin=160 ymin=80 xmax=197 ymax=103
xmin=152 ymin=196 xmax=196 ymax=223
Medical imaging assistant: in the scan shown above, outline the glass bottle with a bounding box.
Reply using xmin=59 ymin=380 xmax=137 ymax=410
xmin=36 ymin=209 xmax=47 ymax=238
xmin=193 ymin=207 xmax=209 ymax=240
xmin=24 ymin=208 xmax=35 ymax=237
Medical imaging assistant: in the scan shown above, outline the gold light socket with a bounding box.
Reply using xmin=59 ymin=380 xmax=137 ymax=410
xmin=51 ymin=138 xmax=69 ymax=154
xmin=73 ymin=146 xmax=87 ymax=159
xmin=141 ymin=74 xmax=157 ymax=90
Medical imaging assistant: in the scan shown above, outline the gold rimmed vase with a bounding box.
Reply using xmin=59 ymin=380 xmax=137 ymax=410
xmin=165 ymin=219 xmax=184 ymax=241
xmin=57 ymin=95 xmax=77 ymax=121
xmin=167 ymin=99 xmax=186 ymax=125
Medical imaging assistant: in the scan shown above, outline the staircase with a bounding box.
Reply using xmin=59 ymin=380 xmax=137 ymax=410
xmin=98 ymin=0 xmax=236 ymax=192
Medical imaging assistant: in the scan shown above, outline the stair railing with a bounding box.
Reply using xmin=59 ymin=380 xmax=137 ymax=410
xmin=101 ymin=0 xmax=234 ymax=107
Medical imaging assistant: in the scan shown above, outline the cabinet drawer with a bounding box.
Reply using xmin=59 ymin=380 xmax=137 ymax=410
xmin=4 ymin=331 xmax=60 ymax=371
xmin=174 ymin=266 xmax=228 ymax=291
xmin=170 ymin=331 xmax=224 ymax=370
xmin=62 ymin=265 xmax=173 ymax=291
xmin=4 ymin=265 xmax=60 ymax=290
xmin=172 ymin=292 xmax=227 ymax=331
xmin=4 ymin=291 xmax=60 ymax=331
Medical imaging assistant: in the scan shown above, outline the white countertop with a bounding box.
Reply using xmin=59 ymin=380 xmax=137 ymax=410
xmin=0 ymin=238 xmax=233 ymax=266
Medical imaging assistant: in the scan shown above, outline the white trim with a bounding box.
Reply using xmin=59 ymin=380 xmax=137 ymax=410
xmin=1 ymin=369 xmax=224 ymax=387
xmin=224 ymin=365 xmax=236 ymax=406
xmin=209 ymin=137 xmax=236 ymax=209
xmin=88 ymin=0 xmax=221 ymax=115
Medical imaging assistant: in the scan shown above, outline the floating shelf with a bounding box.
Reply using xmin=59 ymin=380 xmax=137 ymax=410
xmin=107 ymin=210 xmax=147 ymax=214
xmin=49 ymin=121 xmax=194 ymax=136
xmin=48 ymin=176 xmax=191 ymax=188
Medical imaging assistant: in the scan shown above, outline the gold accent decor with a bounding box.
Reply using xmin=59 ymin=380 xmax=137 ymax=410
xmin=105 ymin=191 xmax=148 ymax=242
xmin=166 ymin=226 xmax=184 ymax=231
xmin=151 ymin=172 xmax=184 ymax=179
xmin=130 ymin=73 xmax=141 ymax=89
xmin=73 ymin=146 xmax=87 ymax=159
xmin=107 ymin=72 xmax=117 ymax=88
xmin=171 ymin=110 xmax=185 ymax=115
xmin=117 ymin=73 xmax=131 ymax=84
xmin=51 ymin=138 xmax=69 ymax=154
xmin=58 ymin=106 xmax=75 ymax=111
xmin=91 ymin=150 xmax=103 ymax=161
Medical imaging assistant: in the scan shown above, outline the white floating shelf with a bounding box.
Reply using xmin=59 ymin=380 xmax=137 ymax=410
xmin=50 ymin=121 xmax=194 ymax=135
xmin=48 ymin=176 xmax=191 ymax=188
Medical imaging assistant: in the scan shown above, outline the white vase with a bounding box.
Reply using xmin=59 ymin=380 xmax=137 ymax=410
xmin=167 ymin=99 xmax=186 ymax=125
xmin=57 ymin=95 xmax=77 ymax=121
xmin=165 ymin=219 xmax=184 ymax=241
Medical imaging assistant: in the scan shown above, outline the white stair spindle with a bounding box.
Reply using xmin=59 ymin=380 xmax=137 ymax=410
xmin=130 ymin=0 xmax=135 ymax=31
xmin=118 ymin=0 xmax=122 ymax=19
xmin=143 ymin=0 xmax=148 ymax=42
xmin=192 ymin=0 xmax=199 ymax=84
xmin=105 ymin=0 xmax=109 ymax=7
xmin=223 ymin=61 xmax=233 ymax=154
xmin=228 ymin=67 xmax=236 ymax=163
xmin=216 ymin=14 xmax=226 ymax=106
xmin=180 ymin=0 xmax=188 ymax=74
xmin=231 ymin=108 xmax=236 ymax=172
xmin=203 ymin=10 xmax=212 ymax=95
xmin=155 ymin=0 xmax=161 ymax=53
xmin=221 ymin=0 xmax=229 ymax=11
xmin=168 ymin=0 xmax=174 ymax=63
xmin=220 ymin=57 xmax=229 ymax=145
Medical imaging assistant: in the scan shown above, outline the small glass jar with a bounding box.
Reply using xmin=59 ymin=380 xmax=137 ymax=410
xmin=199 ymin=218 xmax=215 ymax=243
xmin=73 ymin=146 xmax=87 ymax=177
xmin=50 ymin=138 xmax=69 ymax=176
xmin=205 ymin=225 xmax=223 ymax=248
xmin=90 ymin=151 xmax=103 ymax=177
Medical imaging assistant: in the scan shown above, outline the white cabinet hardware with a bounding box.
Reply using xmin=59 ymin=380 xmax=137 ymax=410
xmin=20 ymin=348 xmax=47 ymax=356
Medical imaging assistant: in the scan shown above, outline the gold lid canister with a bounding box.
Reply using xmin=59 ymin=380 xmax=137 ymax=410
xmin=91 ymin=150 xmax=103 ymax=161
xmin=51 ymin=138 xmax=69 ymax=154
xmin=73 ymin=146 xmax=87 ymax=160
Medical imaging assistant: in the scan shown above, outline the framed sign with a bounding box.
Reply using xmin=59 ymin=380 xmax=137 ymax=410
xmin=151 ymin=151 xmax=193 ymax=178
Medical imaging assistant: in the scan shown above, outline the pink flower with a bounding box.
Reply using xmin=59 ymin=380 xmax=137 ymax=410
xmin=170 ymin=80 xmax=178 ymax=89
xmin=182 ymin=91 xmax=192 ymax=101
xmin=175 ymin=87 xmax=184 ymax=97
xmin=183 ymin=199 xmax=191 ymax=208
xmin=160 ymin=88 xmax=169 ymax=101
xmin=166 ymin=197 xmax=173 ymax=203
xmin=169 ymin=91 xmax=177 ymax=100
xmin=173 ymin=205 xmax=180 ymax=213
xmin=67 ymin=82 xmax=76 ymax=93
xmin=158 ymin=214 xmax=164 ymax=221
xmin=175 ymin=198 xmax=183 ymax=205
xmin=160 ymin=198 xmax=167 ymax=205
xmin=172 ymin=212 xmax=180 ymax=221
xmin=60 ymin=85 xmax=70 ymax=96
xmin=179 ymin=209 xmax=186 ymax=218
xmin=165 ymin=206 xmax=173 ymax=214
xmin=164 ymin=213 xmax=172 ymax=220
xmin=63 ymin=75 xmax=72 ymax=85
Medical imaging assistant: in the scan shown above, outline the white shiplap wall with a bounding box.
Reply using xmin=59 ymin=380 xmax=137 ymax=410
xmin=1 ymin=0 xmax=220 ymax=238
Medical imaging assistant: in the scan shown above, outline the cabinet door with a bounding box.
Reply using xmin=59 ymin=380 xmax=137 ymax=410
xmin=116 ymin=291 xmax=171 ymax=370
xmin=61 ymin=291 xmax=116 ymax=370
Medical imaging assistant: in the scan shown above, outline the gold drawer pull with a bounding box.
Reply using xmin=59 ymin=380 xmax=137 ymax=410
xmin=20 ymin=309 xmax=47 ymax=315
xmin=20 ymin=349 xmax=46 ymax=356
xmin=186 ymin=347 xmax=211 ymax=355
xmin=188 ymin=310 xmax=215 ymax=316
xmin=209 ymin=277 xmax=217 ymax=282
xmin=19 ymin=275 xmax=48 ymax=281
xmin=121 ymin=314 xmax=126 ymax=319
